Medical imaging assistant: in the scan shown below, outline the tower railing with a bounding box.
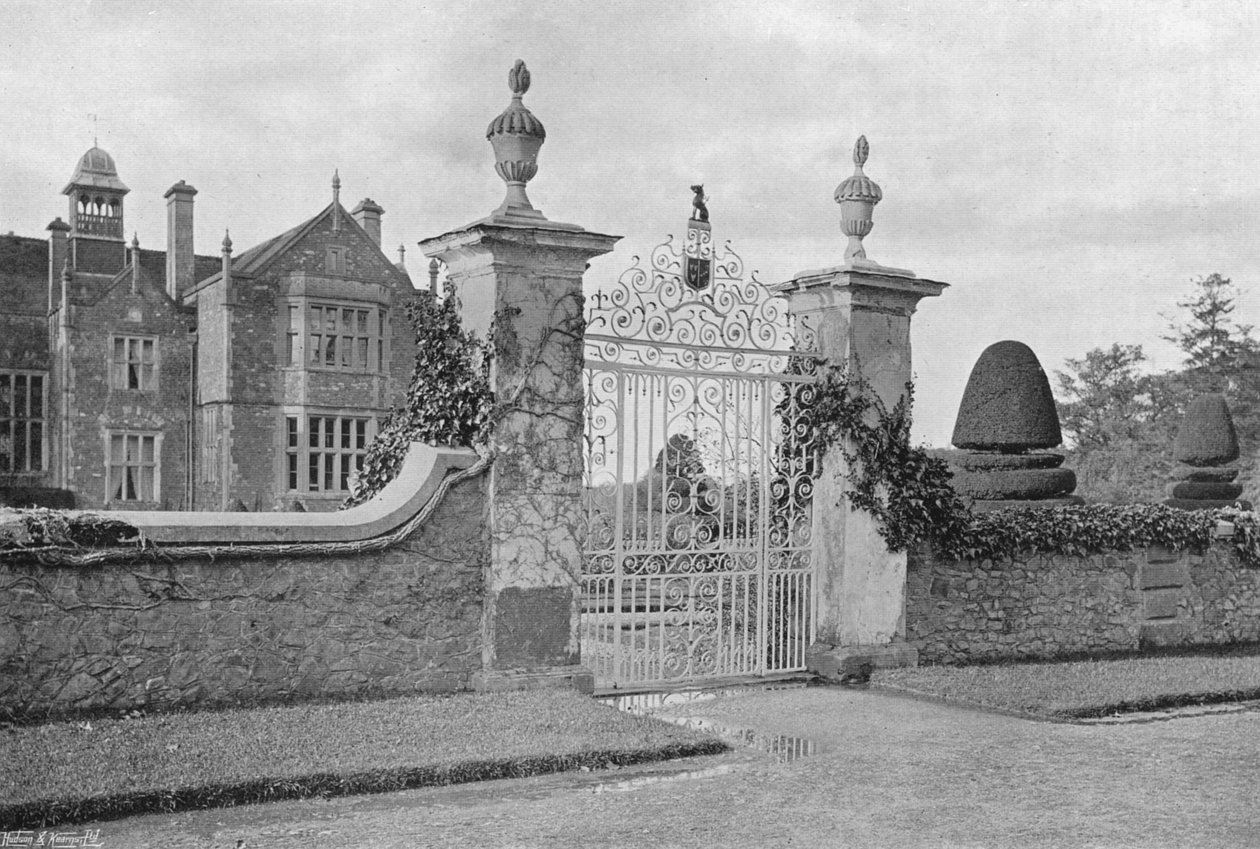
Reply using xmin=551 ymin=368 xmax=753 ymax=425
xmin=74 ymin=213 xmax=123 ymax=239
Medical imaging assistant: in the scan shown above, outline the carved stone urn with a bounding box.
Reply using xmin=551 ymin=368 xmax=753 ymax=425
xmin=486 ymin=59 xmax=547 ymax=216
xmin=835 ymin=136 xmax=883 ymax=263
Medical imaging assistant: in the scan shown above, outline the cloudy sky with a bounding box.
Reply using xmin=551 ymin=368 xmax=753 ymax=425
xmin=2 ymin=0 xmax=1258 ymax=445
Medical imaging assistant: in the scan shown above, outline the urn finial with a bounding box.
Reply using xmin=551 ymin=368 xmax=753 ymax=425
xmin=486 ymin=60 xmax=547 ymax=218
xmin=508 ymin=59 xmax=530 ymax=97
xmin=854 ymin=135 xmax=870 ymax=167
xmin=835 ymin=135 xmax=883 ymax=263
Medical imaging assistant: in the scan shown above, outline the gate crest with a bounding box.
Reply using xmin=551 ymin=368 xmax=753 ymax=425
xmin=585 ymin=224 xmax=812 ymax=370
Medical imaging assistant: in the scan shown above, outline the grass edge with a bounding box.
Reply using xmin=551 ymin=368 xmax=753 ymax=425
xmin=0 ymin=739 xmax=729 ymax=831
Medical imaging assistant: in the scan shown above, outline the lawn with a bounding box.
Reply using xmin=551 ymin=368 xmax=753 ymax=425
xmin=0 ymin=689 xmax=724 ymax=829
xmin=875 ymin=647 xmax=1260 ymax=718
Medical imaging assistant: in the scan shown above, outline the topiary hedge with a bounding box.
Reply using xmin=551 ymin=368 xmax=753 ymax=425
xmin=929 ymin=449 xmax=1064 ymax=471
xmin=950 ymin=340 xmax=1062 ymax=451
xmin=1173 ymin=394 xmax=1240 ymax=466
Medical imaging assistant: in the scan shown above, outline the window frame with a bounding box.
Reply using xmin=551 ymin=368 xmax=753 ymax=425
xmin=284 ymin=412 xmax=374 ymax=495
xmin=326 ymin=246 xmax=347 ymax=275
xmin=285 ymin=299 xmax=387 ymax=374
xmin=0 ymin=370 xmax=47 ymax=474
xmin=106 ymin=430 xmax=161 ymax=504
xmin=110 ymin=335 xmax=159 ymax=391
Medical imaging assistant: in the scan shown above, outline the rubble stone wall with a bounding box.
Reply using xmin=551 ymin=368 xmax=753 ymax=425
xmin=0 ymin=473 xmax=487 ymax=720
xmin=906 ymin=542 xmax=1260 ymax=664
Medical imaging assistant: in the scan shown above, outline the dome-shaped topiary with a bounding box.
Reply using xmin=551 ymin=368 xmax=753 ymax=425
xmin=1173 ymin=394 xmax=1239 ymax=466
xmin=951 ymin=341 xmax=1062 ymax=451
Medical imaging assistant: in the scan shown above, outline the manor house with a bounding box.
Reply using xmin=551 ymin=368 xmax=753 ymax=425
xmin=0 ymin=146 xmax=417 ymax=511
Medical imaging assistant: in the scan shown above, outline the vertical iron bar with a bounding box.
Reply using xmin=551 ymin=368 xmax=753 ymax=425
xmin=758 ymin=376 xmax=771 ymax=675
xmin=612 ymin=368 xmax=627 ymax=684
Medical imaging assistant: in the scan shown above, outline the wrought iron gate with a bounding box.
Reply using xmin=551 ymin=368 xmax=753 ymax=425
xmin=581 ymin=217 xmax=819 ymax=691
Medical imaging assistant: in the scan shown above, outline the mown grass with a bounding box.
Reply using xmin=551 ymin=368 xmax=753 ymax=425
xmin=0 ymin=689 xmax=725 ymax=830
xmin=875 ymin=648 xmax=1260 ymax=718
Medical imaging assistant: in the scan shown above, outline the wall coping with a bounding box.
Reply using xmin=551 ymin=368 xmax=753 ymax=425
xmin=107 ymin=442 xmax=480 ymax=545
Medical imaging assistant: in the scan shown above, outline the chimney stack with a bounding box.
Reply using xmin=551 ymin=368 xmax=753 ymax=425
xmin=351 ymin=198 xmax=384 ymax=246
xmin=47 ymin=217 xmax=70 ymax=312
xmin=130 ymin=233 xmax=141 ymax=293
xmin=164 ymin=180 xmax=197 ymax=300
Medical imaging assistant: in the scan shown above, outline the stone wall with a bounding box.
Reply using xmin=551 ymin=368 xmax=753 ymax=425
xmin=0 ymin=455 xmax=488 ymax=720
xmin=905 ymin=541 xmax=1260 ymax=664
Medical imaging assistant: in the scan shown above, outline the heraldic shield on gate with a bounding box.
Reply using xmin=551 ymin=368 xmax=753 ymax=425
xmin=582 ymin=206 xmax=821 ymax=691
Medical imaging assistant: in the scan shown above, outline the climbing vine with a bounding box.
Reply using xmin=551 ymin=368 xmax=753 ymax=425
xmin=808 ymin=365 xmax=1260 ymax=567
xmin=810 ymin=365 xmax=971 ymax=553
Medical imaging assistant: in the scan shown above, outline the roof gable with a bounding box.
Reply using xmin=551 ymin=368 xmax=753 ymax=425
xmin=87 ymin=249 xmax=189 ymax=311
xmin=186 ymin=202 xmax=411 ymax=297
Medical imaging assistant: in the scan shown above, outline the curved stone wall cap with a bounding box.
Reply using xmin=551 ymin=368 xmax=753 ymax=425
xmin=109 ymin=443 xmax=481 ymax=544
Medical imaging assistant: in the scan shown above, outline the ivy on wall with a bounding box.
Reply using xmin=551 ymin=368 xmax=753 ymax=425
xmin=0 ymin=509 xmax=140 ymax=556
xmin=812 ymin=366 xmax=971 ymax=553
xmin=810 ymin=365 xmax=1260 ymax=567
xmin=343 ymin=287 xmax=494 ymax=509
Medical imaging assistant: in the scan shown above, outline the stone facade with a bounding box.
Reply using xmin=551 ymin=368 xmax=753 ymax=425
xmin=905 ymin=541 xmax=1260 ymax=664
xmin=186 ymin=206 xmax=415 ymax=511
xmin=0 ymin=147 xmax=417 ymax=512
xmin=0 ymin=472 xmax=487 ymax=720
xmin=53 ymin=250 xmax=196 ymax=510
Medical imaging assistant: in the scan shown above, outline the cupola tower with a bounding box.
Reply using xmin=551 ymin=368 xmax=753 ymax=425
xmin=62 ymin=146 xmax=130 ymax=274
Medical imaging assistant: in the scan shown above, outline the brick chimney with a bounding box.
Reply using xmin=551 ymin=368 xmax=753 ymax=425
xmin=47 ymin=217 xmax=70 ymax=312
xmin=164 ymin=180 xmax=197 ymax=299
xmin=351 ymin=198 xmax=384 ymax=246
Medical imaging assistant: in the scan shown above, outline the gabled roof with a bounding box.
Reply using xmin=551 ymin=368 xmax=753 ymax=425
xmin=185 ymin=201 xmax=411 ymax=297
xmin=83 ymin=247 xmax=204 ymax=311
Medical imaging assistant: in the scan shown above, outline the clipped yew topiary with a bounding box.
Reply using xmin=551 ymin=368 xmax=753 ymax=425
xmin=929 ymin=449 xmax=1063 ymax=471
xmin=1173 ymin=394 xmax=1239 ymax=466
xmin=1165 ymin=394 xmax=1249 ymax=510
xmin=945 ymin=341 xmax=1079 ymax=509
xmin=951 ymin=340 xmax=1062 ymax=451
xmin=948 ymin=468 xmax=1077 ymax=501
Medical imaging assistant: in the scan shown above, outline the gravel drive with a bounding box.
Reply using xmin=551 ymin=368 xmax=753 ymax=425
xmin=74 ymin=685 xmax=1260 ymax=848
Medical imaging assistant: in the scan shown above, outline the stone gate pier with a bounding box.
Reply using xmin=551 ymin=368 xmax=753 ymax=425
xmin=421 ymin=60 xmax=619 ymax=692
xmin=778 ymin=137 xmax=948 ymax=677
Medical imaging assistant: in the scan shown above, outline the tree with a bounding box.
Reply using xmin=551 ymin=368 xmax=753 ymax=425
xmin=1054 ymin=346 xmax=1186 ymax=503
xmin=1055 ymin=274 xmax=1260 ymax=503
xmin=1164 ymin=273 xmax=1260 ymax=386
xmin=1163 ymin=273 xmax=1260 ymax=440
xmin=1055 ymin=344 xmax=1183 ymax=451
xmin=342 ymin=287 xmax=493 ymax=508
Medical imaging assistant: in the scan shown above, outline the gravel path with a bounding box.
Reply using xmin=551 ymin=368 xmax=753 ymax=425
xmin=77 ymin=686 xmax=1260 ymax=848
